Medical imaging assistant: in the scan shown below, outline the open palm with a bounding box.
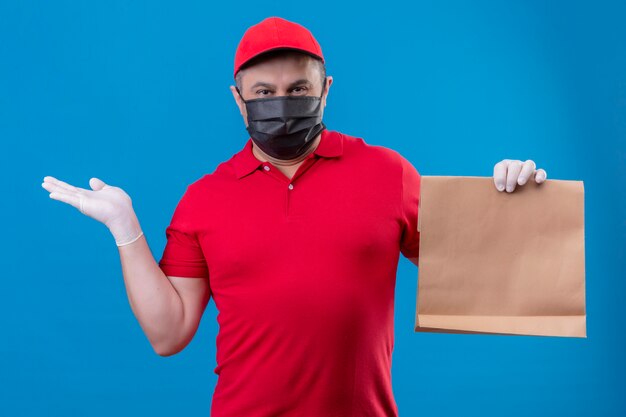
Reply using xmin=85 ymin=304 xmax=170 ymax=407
xmin=41 ymin=176 xmax=133 ymax=229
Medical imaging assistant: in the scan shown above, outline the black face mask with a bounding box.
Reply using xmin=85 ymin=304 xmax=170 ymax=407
xmin=236 ymin=80 xmax=327 ymax=160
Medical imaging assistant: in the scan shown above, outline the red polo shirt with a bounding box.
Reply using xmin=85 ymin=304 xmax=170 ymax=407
xmin=158 ymin=128 xmax=421 ymax=417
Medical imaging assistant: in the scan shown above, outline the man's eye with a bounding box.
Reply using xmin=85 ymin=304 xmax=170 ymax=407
xmin=292 ymin=87 xmax=307 ymax=93
xmin=256 ymin=89 xmax=271 ymax=95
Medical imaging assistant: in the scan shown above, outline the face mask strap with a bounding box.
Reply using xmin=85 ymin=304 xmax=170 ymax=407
xmin=320 ymin=76 xmax=327 ymax=98
xmin=235 ymin=86 xmax=246 ymax=103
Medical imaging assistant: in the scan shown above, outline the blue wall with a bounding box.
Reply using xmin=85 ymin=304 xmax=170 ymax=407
xmin=1 ymin=1 xmax=624 ymax=415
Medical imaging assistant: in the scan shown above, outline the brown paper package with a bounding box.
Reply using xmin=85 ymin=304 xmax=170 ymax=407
xmin=414 ymin=176 xmax=586 ymax=338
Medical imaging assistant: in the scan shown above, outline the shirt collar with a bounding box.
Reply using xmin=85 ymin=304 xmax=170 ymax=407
xmin=232 ymin=128 xmax=344 ymax=179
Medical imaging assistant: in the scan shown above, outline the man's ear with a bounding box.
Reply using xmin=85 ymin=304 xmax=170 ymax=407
xmin=322 ymin=76 xmax=333 ymax=109
xmin=229 ymin=85 xmax=245 ymax=116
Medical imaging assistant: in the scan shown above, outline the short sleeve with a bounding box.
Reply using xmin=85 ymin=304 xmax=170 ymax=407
xmin=158 ymin=185 xmax=210 ymax=279
xmin=399 ymin=155 xmax=421 ymax=263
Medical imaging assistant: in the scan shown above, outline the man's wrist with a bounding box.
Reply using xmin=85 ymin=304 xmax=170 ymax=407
xmin=107 ymin=213 xmax=144 ymax=247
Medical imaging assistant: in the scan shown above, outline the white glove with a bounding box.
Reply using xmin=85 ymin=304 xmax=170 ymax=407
xmin=42 ymin=176 xmax=144 ymax=247
xmin=493 ymin=159 xmax=547 ymax=193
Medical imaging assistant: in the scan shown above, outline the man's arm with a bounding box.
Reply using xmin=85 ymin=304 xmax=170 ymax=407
xmin=118 ymin=233 xmax=210 ymax=356
xmin=42 ymin=176 xmax=209 ymax=356
xmin=164 ymin=275 xmax=211 ymax=354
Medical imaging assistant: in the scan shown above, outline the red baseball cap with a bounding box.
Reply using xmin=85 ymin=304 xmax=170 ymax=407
xmin=233 ymin=16 xmax=325 ymax=79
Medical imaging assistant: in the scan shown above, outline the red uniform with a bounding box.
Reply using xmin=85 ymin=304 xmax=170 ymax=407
xmin=158 ymin=128 xmax=421 ymax=416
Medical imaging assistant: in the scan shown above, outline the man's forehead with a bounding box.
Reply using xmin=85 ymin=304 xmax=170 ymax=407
xmin=247 ymin=50 xmax=314 ymax=67
xmin=241 ymin=65 xmax=319 ymax=89
xmin=245 ymin=59 xmax=316 ymax=76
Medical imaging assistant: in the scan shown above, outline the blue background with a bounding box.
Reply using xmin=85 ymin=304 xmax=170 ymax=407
xmin=1 ymin=0 xmax=624 ymax=416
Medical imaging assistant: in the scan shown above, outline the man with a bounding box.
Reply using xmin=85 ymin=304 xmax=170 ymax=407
xmin=41 ymin=16 xmax=547 ymax=417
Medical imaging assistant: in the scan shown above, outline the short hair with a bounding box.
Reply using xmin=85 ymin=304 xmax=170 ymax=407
xmin=235 ymin=49 xmax=326 ymax=92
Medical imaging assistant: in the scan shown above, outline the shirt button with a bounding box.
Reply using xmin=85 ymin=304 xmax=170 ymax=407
xmin=263 ymin=165 xmax=270 ymax=171
xmin=288 ymin=184 xmax=294 ymax=190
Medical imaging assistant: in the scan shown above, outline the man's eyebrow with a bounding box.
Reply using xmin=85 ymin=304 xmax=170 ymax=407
xmin=249 ymin=79 xmax=313 ymax=91
xmin=249 ymin=81 xmax=276 ymax=91
xmin=287 ymin=79 xmax=313 ymax=88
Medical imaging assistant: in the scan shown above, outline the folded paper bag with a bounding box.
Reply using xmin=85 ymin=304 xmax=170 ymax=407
xmin=414 ymin=176 xmax=586 ymax=338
